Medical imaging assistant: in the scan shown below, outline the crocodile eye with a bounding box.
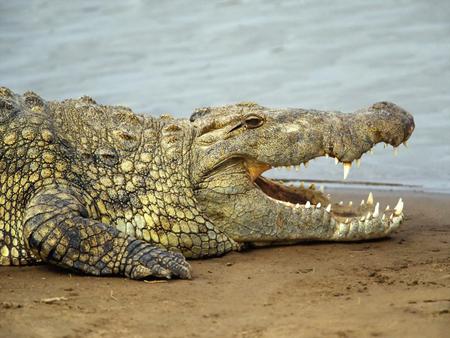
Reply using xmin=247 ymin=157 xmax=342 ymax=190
xmin=245 ymin=115 xmax=264 ymax=129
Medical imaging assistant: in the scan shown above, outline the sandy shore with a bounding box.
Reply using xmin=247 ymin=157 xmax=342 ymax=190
xmin=0 ymin=189 xmax=449 ymax=338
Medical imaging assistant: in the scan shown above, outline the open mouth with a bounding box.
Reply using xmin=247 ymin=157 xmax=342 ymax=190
xmin=244 ymin=146 xmax=405 ymax=230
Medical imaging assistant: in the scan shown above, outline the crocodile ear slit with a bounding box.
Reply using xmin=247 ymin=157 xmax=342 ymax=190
xmin=227 ymin=122 xmax=244 ymax=133
xmin=95 ymin=147 xmax=119 ymax=166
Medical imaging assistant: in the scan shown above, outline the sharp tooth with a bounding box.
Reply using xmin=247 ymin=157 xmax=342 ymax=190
xmin=319 ymin=185 xmax=324 ymax=193
xmin=345 ymin=218 xmax=350 ymax=224
xmin=369 ymin=149 xmax=374 ymax=155
xmin=360 ymin=199 xmax=365 ymax=206
xmin=348 ymin=201 xmax=353 ymax=207
xmin=325 ymin=153 xmax=329 ymax=158
xmin=304 ymin=161 xmax=309 ymax=168
xmin=367 ymin=192 xmax=374 ymax=205
xmin=343 ymin=162 xmax=351 ymax=180
xmin=390 ymin=214 xmax=394 ymax=220
xmin=305 ymin=201 xmax=311 ymax=208
xmin=355 ymin=159 xmax=361 ymax=168
xmin=335 ymin=157 xmax=339 ymax=165
xmin=394 ymin=147 xmax=398 ymax=156
xmin=316 ymin=202 xmax=321 ymax=208
xmin=339 ymin=201 xmax=343 ymax=205
xmin=360 ymin=215 xmax=365 ymax=221
xmin=295 ymin=165 xmax=301 ymax=171
xmin=385 ymin=205 xmax=390 ymax=211
xmin=382 ymin=214 xmax=386 ymax=221
xmin=403 ymin=141 xmax=408 ymax=147
xmin=300 ymin=182 xmax=305 ymax=188
xmin=373 ymin=202 xmax=380 ymax=218
xmin=295 ymin=203 xmax=300 ymax=208
xmin=366 ymin=211 xmax=372 ymax=219
xmin=394 ymin=198 xmax=403 ymax=215
xmin=326 ymin=204 xmax=331 ymax=212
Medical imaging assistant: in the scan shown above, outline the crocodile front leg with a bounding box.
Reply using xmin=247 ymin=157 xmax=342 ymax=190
xmin=22 ymin=185 xmax=191 ymax=279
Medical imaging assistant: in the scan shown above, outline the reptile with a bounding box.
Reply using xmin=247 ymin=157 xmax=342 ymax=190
xmin=0 ymin=87 xmax=414 ymax=279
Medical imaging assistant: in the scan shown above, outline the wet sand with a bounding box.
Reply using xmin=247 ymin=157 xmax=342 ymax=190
xmin=0 ymin=189 xmax=449 ymax=338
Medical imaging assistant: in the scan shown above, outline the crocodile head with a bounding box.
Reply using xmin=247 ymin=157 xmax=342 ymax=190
xmin=190 ymin=102 xmax=415 ymax=244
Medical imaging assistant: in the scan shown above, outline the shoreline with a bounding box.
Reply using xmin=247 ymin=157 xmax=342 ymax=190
xmin=1 ymin=189 xmax=449 ymax=338
xmin=272 ymin=178 xmax=450 ymax=195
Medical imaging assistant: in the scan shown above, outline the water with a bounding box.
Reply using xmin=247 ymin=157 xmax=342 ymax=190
xmin=1 ymin=0 xmax=449 ymax=192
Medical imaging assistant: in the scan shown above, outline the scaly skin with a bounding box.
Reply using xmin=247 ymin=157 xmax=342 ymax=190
xmin=0 ymin=88 xmax=414 ymax=279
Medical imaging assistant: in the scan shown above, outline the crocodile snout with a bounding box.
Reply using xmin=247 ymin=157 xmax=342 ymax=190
xmin=372 ymin=101 xmax=414 ymax=134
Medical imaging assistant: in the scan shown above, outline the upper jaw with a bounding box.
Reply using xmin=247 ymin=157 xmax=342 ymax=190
xmin=244 ymin=129 xmax=409 ymax=184
xmin=254 ymin=101 xmax=414 ymax=172
xmin=243 ymin=102 xmax=414 ymax=184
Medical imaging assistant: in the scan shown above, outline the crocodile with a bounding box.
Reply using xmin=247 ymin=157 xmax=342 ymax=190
xmin=0 ymin=87 xmax=415 ymax=279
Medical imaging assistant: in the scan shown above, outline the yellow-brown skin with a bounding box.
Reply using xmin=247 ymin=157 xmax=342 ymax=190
xmin=0 ymin=88 xmax=414 ymax=279
xmin=0 ymin=88 xmax=237 ymax=279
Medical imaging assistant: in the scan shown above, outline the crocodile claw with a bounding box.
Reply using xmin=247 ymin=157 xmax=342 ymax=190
xmin=127 ymin=244 xmax=192 ymax=280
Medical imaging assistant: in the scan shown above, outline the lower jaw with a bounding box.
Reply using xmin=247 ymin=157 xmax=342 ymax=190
xmin=254 ymin=175 xmax=403 ymax=223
